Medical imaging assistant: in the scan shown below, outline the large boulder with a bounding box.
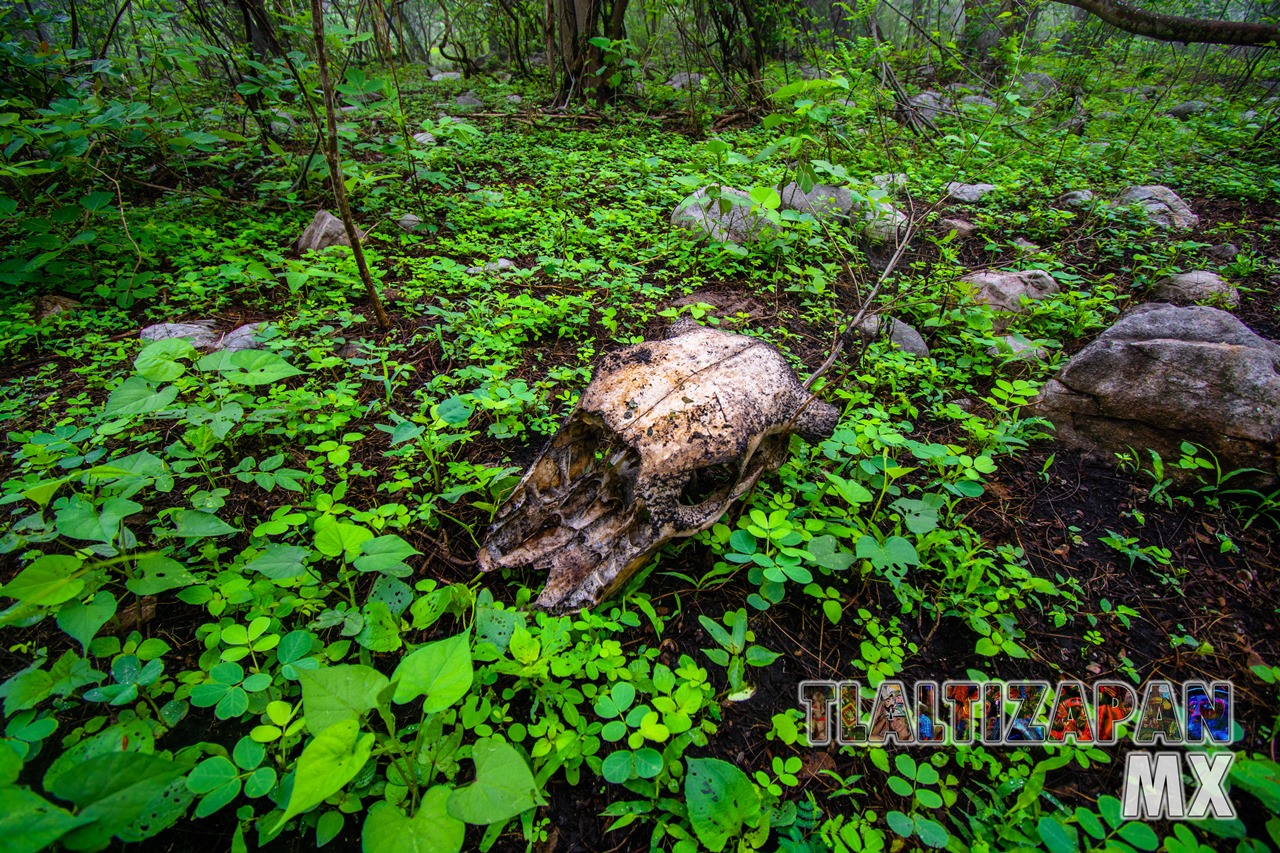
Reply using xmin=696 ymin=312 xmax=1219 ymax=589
xmin=1058 ymin=190 xmax=1096 ymax=208
xmin=1030 ymin=304 xmax=1280 ymax=482
xmin=856 ymin=315 xmax=929 ymax=358
xmin=666 ymin=72 xmax=705 ymax=90
xmin=672 ymin=186 xmax=775 ymax=244
xmin=909 ymin=91 xmax=946 ymax=120
xmin=779 ymin=182 xmax=905 ymax=242
xmin=1150 ymin=271 xmax=1239 ymax=307
xmin=455 ymin=93 xmax=484 ymax=109
xmin=1113 ymin=185 xmax=1198 ymax=230
xmin=961 ymin=269 xmax=1059 ymax=329
xmin=140 ymin=321 xmax=264 ymax=353
xmin=298 ymin=211 xmax=363 ymax=252
xmin=946 ymin=181 xmax=996 ymax=203
xmin=1167 ymin=100 xmax=1208 ymax=119
xmin=431 ymin=71 xmax=462 ymax=82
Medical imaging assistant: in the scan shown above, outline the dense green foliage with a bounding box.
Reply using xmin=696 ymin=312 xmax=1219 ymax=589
xmin=2 ymin=0 xmax=1280 ymax=851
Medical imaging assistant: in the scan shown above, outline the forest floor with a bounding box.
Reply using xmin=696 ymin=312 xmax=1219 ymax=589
xmin=3 ymin=66 xmax=1280 ymax=853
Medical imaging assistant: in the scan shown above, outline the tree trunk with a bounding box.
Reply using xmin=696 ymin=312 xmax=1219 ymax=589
xmin=1051 ymin=0 xmax=1279 ymax=47
xmin=309 ymin=0 xmax=391 ymax=330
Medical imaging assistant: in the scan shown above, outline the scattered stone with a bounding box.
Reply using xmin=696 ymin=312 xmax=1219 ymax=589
xmin=431 ymin=71 xmax=462 ymax=82
xmin=944 ymin=82 xmax=978 ymax=94
xmin=268 ymin=109 xmax=296 ymax=136
xmin=1113 ymin=185 xmax=1198 ymax=231
xmin=856 ymin=315 xmax=930 ymax=358
xmin=672 ymin=185 xmax=775 ymax=244
xmin=961 ymin=269 xmax=1059 ymax=328
xmin=1012 ymin=237 xmax=1040 ymax=255
xmin=666 ymin=71 xmax=705 ymax=90
xmin=455 ymin=93 xmax=484 ymax=109
xmin=988 ymin=334 xmax=1048 ymax=361
xmin=1205 ymin=243 xmax=1239 ymax=262
xmin=1242 ymin=110 xmax=1259 ymax=122
xmin=1117 ymin=85 xmax=1159 ymax=99
xmin=946 ymin=181 xmax=996 ymax=203
xmin=506 ymin=94 xmax=522 ymax=104
xmin=219 ymin=324 xmax=264 ymax=352
xmin=413 ymin=131 xmax=437 ymax=146
xmin=338 ymin=105 xmax=360 ymax=114
xmin=1058 ymin=189 xmax=1096 ymax=208
xmin=778 ymin=182 xmax=905 ymax=242
xmin=939 ymin=217 xmax=976 ymax=239
xmin=466 ymin=258 xmax=516 ymax=275
xmin=1150 ymin=271 xmax=1239 ymax=308
xmin=909 ymin=91 xmax=946 ymax=121
xmin=140 ymin=320 xmax=262 ymax=353
xmin=1016 ymin=72 xmax=1058 ymax=97
xmin=871 ymin=173 xmax=908 ymax=191
xmin=862 ymin=204 xmax=907 ymax=243
xmin=960 ymin=95 xmax=997 ymax=109
xmin=1030 ymin=304 xmax=1280 ymax=483
xmin=528 ymin=53 xmax=547 ymax=68
xmin=1167 ymin=100 xmax=1208 ymax=119
xmin=33 ymin=294 xmax=80 ymax=321
xmin=397 ymin=213 xmax=423 ymax=233
xmin=779 ymin=182 xmax=853 ymax=220
xmin=297 ymin=210 xmax=363 ymax=252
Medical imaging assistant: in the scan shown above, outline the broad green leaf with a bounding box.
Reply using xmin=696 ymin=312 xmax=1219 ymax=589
xmin=170 ymin=509 xmax=240 ymax=538
xmin=298 ymin=664 xmax=388 ymax=734
xmin=43 ymin=719 xmax=154 ymax=792
xmin=202 ymin=350 xmax=304 ymax=386
xmin=362 ymin=788 xmax=464 ymax=853
xmin=684 ymin=757 xmax=761 ymax=853
xmin=57 ymin=592 xmax=117 ymax=652
xmin=447 ymin=738 xmax=543 ymax=825
xmin=135 ymin=338 xmax=197 ymax=382
xmin=354 ymin=535 xmax=420 ymax=574
xmin=125 ymin=555 xmax=197 ymax=595
xmin=314 ymin=518 xmax=373 ymax=560
xmin=51 ymin=751 xmax=190 ymax=851
xmin=276 ymin=719 xmax=374 ymax=829
xmin=1 ymin=554 xmax=85 ymax=606
xmin=103 ymin=377 xmax=179 ymax=417
xmin=0 ymin=787 xmax=84 ymax=853
xmin=915 ymin=816 xmax=949 ymax=848
xmin=245 ymin=544 xmax=309 ymax=580
xmin=391 ymin=633 xmax=473 ymax=711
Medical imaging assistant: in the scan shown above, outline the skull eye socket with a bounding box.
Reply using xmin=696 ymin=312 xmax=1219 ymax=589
xmin=681 ymin=462 xmax=738 ymax=506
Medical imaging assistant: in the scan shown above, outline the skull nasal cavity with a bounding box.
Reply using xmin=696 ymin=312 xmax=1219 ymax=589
xmin=681 ymin=462 xmax=738 ymax=506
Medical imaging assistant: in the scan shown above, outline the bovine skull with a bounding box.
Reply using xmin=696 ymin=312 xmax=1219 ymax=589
xmin=478 ymin=321 xmax=839 ymax=613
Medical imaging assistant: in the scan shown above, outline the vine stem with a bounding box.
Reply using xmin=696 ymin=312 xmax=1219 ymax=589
xmin=309 ymin=0 xmax=391 ymax=330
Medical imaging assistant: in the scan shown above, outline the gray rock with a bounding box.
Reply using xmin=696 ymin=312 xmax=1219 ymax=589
xmin=988 ymin=334 xmax=1048 ymax=361
xmin=672 ymin=186 xmax=775 ymax=244
xmin=1113 ymin=185 xmax=1198 ymax=230
xmin=397 ymin=213 xmax=423 ymax=233
xmin=506 ymin=94 xmax=523 ymax=104
xmin=778 ymin=182 xmax=905 ymax=242
xmin=779 ymin=182 xmax=854 ymax=220
xmin=1016 ymin=72 xmax=1057 ymax=97
xmin=141 ymin=321 xmax=219 ymax=351
xmin=432 ymin=71 xmax=462 ymax=82
xmin=1150 ymin=271 xmax=1239 ymax=308
xmin=1030 ymin=304 xmax=1280 ymax=483
xmin=856 ymin=315 xmax=929 ymax=357
xmin=1167 ymin=100 xmax=1208 ymax=118
xmin=466 ymin=258 xmax=516 ymax=275
xmin=666 ymin=71 xmax=705 ymax=90
xmin=1205 ymin=243 xmax=1239 ymax=262
xmin=939 ymin=217 xmax=976 ymax=239
xmin=413 ymin=131 xmax=437 ymax=146
xmin=1058 ymin=190 xmax=1096 ymax=208
xmin=297 ymin=210 xmax=363 ymax=252
xmin=455 ymin=93 xmax=484 ymax=109
xmin=269 ymin=109 xmax=296 ymax=137
xmin=1242 ymin=110 xmax=1259 ymax=122
xmin=962 ymin=269 xmax=1059 ymax=328
xmin=872 ymin=173 xmax=908 ymax=191
xmin=528 ymin=53 xmax=547 ymax=68
xmin=1117 ymin=85 xmax=1159 ymax=99
xmin=219 ymin=324 xmax=264 ymax=352
xmin=909 ymin=91 xmax=946 ymax=121
xmin=960 ymin=95 xmax=998 ymax=109
xmin=946 ymin=181 xmax=996 ymax=203
xmin=1012 ymin=237 xmax=1040 ymax=255
xmin=338 ymin=105 xmax=360 ymax=114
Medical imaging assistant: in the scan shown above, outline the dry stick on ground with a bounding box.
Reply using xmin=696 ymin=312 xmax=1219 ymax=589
xmin=309 ymin=0 xmax=391 ymax=330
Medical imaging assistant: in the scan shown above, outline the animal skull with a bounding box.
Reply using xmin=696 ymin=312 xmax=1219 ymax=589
xmin=478 ymin=321 xmax=839 ymax=613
